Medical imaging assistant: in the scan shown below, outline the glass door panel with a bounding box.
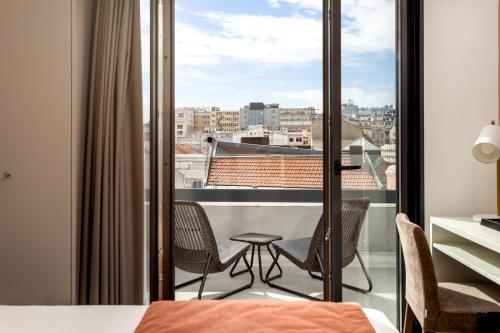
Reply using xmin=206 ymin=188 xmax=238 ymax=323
xmin=173 ymin=0 xmax=325 ymax=301
xmin=339 ymin=0 xmax=398 ymax=325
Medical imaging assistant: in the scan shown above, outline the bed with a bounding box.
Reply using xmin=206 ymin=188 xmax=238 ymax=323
xmin=0 ymin=303 xmax=398 ymax=333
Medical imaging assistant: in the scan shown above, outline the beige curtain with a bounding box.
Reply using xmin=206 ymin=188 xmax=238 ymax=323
xmin=79 ymin=0 xmax=144 ymax=305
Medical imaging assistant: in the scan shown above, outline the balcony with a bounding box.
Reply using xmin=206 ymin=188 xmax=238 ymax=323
xmin=174 ymin=189 xmax=397 ymax=325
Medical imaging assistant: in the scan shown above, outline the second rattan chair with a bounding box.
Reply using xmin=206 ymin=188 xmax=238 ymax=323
xmin=174 ymin=201 xmax=254 ymax=300
xmin=265 ymin=198 xmax=371 ymax=300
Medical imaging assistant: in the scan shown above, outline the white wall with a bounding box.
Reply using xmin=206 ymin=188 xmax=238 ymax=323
xmin=424 ymin=0 xmax=498 ymax=231
xmin=0 ymin=0 xmax=93 ymax=305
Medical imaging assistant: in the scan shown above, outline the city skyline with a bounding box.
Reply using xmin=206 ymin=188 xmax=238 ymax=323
xmin=173 ymin=99 xmax=395 ymax=113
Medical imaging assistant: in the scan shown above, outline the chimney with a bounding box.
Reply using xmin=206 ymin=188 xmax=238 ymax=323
xmin=349 ymin=144 xmax=363 ymax=166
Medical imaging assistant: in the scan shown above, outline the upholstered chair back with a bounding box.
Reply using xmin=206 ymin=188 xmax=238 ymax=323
xmin=396 ymin=213 xmax=440 ymax=328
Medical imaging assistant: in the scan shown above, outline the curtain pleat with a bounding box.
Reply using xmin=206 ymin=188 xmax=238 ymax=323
xmin=79 ymin=0 xmax=144 ymax=305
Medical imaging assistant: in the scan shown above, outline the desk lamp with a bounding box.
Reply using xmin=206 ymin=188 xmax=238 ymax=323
xmin=472 ymin=121 xmax=500 ymax=221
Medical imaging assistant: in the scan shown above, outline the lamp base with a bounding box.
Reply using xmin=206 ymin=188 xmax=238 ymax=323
xmin=472 ymin=214 xmax=500 ymax=222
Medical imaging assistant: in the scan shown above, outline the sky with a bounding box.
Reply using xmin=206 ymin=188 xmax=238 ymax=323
xmin=141 ymin=0 xmax=396 ymax=118
xmin=140 ymin=0 xmax=150 ymax=122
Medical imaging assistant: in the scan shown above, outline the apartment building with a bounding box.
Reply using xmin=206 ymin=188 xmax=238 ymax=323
xmin=194 ymin=108 xmax=217 ymax=133
xmin=175 ymin=107 xmax=196 ymax=140
xmin=342 ymin=100 xmax=359 ymax=117
xmin=279 ymin=107 xmax=315 ymax=148
xmin=193 ymin=107 xmax=240 ymax=133
xmin=215 ymin=110 xmax=240 ymax=133
xmin=280 ymin=107 xmax=315 ymax=132
xmin=348 ymin=107 xmax=396 ymax=146
xmin=240 ymin=102 xmax=280 ymax=130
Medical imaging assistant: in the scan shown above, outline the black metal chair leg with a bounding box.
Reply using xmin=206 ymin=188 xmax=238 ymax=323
xmin=230 ymin=245 xmax=255 ymax=277
xmin=177 ymin=252 xmax=255 ymax=300
xmin=198 ymin=254 xmax=212 ymax=300
xmin=265 ymin=252 xmax=323 ymax=301
xmin=315 ymin=251 xmax=324 ymax=276
xmin=175 ymin=276 xmax=204 ymax=289
xmin=265 ymin=244 xmax=282 ymax=282
xmin=308 ymin=252 xmax=324 ymax=280
xmin=175 ymin=255 xmax=210 ymax=292
xmin=342 ymin=250 xmax=373 ymax=293
xmin=265 ymin=251 xmax=279 ymax=281
xmin=308 ymin=271 xmax=323 ymax=280
xmin=213 ymin=253 xmax=255 ymax=300
xmin=257 ymin=245 xmax=265 ymax=282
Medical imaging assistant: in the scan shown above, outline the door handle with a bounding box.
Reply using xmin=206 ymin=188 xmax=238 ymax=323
xmin=334 ymin=160 xmax=361 ymax=175
xmin=325 ymin=227 xmax=331 ymax=242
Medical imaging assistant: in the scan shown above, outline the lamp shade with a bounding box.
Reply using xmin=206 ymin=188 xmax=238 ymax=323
xmin=472 ymin=124 xmax=500 ymax=163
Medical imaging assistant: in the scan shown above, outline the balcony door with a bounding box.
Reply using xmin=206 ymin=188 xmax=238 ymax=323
xmin=158 ymin=0 xmax=400 ymax=326
xmin=326 ymin=0 xmax=399 ymax=324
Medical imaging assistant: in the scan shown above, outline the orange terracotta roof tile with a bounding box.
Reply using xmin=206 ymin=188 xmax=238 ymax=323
xmin=207 ymin=156 xmax=379 ymax=190
xmin=175 ymin=145 xmax=202 ymax=154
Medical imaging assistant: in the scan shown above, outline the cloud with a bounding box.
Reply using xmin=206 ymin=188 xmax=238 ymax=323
xmin=175 ymin=13 xmax=322 ymax=67
xmin=267 ymin=0 xmax=322 ymax=12
xmin=342 ymin=0 xmax=395 ymax=56
xmin=342 ymin=86 xmax=394 ymax=107
xmin=271 ymin=85 xmax=394 ymax=110
xmin=176 ymin=0 xmax=394 ymax=68
xmin=271 ymin=89 xmax=323 ymax=108
xmin=268 ymin=0 xmax=395 ymax=57
xmin=267 ymin=0 xmax=281 ymax=8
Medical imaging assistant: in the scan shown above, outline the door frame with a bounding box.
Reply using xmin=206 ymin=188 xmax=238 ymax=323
xmin=149 ymin=0 xmax=160 ymax=303
xmin=397 ymin=0 xmax=425 ymax=328
xmin=323 ymin=0 xmax=343 ymax=302
xmin=155 ymin=2 xmax=426 ymax=325
xmin=159 ymin=0 xmax=176 ymax=301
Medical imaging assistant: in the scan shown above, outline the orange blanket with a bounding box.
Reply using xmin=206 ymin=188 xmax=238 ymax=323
xmin=135 ymin=301 xmax=375 ymax=333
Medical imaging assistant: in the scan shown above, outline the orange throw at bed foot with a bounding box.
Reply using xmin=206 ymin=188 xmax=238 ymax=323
xmin=135 ymin=300 xmax=375 ymax=333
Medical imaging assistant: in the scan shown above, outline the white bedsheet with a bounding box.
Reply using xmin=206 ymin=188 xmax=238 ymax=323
xmin=0 ymin=305 xmax=398 ymax=333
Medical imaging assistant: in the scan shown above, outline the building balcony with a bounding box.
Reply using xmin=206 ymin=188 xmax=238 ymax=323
xmin=174 ymin=189 xmax=397 ymax=325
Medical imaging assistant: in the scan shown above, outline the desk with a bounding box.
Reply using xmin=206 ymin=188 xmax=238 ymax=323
xmin=430 ymin=217 xmax=500 ymax=284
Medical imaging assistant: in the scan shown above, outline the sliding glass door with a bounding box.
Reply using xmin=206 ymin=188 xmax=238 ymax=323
xmin=329 ymin=0 xmax=398 ymax=324
xmin=159 ymin=0 xmax=399 ymax=326
xmin=172 ymin=0 xmax=325 ymax=301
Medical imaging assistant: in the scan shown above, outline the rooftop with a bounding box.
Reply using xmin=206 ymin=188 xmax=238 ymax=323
xmin=342 ymin=137 xmax=381 ymax=152
xmin=213 ymin=140 xmax=322 ymax=156
xmin=207 ymin=155 xmax=381 ymax=190
xmin=175 ymin=145 xmax=203 ymax=155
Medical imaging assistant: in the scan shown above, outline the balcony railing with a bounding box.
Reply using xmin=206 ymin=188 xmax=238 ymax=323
xmin=175 ymin=189 xmax=397 ymax=252
xmin=176 ymin=189 xmax=396 ymax=203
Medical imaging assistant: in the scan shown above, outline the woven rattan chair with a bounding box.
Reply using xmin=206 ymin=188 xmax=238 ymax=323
xmin=265 ymin=198 xmax=371 ymax=300
xmin=174 ymin=201 xmax=254 ymax=300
